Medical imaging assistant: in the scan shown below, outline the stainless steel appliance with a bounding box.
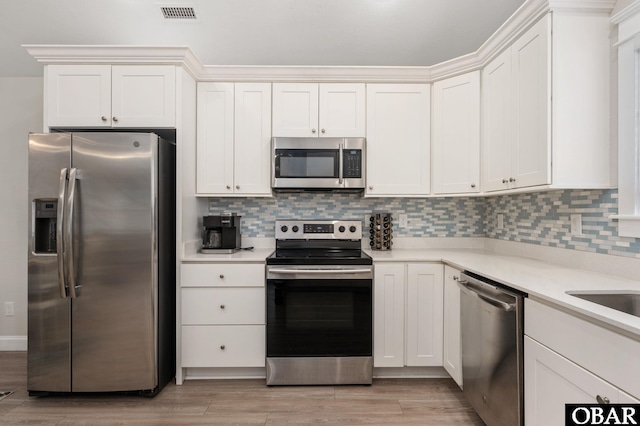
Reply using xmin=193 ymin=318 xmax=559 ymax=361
xmin=271 ymin=137 xmax=365 ymax=191
xmin=458 ymin=271 xmax=526 ymax=426
xmin=201 ymin=213 xmax=241 ymax=254
xmin=27 ymin=132 xmax=176 ymax=396
xmin=265 ymin=220 xmax=373 ymax=385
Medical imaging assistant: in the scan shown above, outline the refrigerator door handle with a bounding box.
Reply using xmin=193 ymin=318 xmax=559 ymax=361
xmin=57 ymin=168 xmax=68 ymax=298
xmin=66 ymin=167 xmax=80 ymax=298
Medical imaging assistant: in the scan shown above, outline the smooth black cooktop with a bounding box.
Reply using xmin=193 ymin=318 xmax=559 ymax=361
xmin=266 ymin=248 xmax=373 ymax=265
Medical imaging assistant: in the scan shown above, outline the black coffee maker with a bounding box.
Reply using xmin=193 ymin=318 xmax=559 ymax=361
xmin=201 ymin=213 xmax=242 ymax=253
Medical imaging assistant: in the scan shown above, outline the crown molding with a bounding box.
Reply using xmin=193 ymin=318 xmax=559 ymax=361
xmin=198 ymin=65 xmax=431 ymax=83
xmin=549 ymin=0 xmax=617 ymax=13
xmin=22 ymin=0 xmax=617 ymax=83
xmin=611 ymin=0 xmax=640 ymax=23
xmin=22 ymin=44 xmax=204 ymax=79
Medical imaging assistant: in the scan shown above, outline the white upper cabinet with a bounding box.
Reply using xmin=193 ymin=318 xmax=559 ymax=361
xmin=46 ymin=64 xmax=176 ymax=128
xmin=511 ymin=17 xmax=550 ymax=189
xmin=366 ymin=84 xmax=431 ymax=197
xmin=482 ymin=12 xmax=612 ymax=193
xmin=272 ymin=83 xmax=365 ymax=137
xmin=432 ymin=71 xmax=480 ymax=194
xmin=482 ymin=48 xmax=513 ymax=192
xmin=482 ymin=16 xmax=550 ymax=192
xmin=196 ymin=82 xmax=272 ymax=196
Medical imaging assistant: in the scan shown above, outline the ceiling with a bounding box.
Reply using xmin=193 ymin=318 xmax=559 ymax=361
xmin=1 ymin=0 xmax=526 ymax=77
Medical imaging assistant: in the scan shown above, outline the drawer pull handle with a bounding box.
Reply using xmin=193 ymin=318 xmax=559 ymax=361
xmin=596 ymin=395 xmax=610 ymax=404
xmin=220 ymin=304 xmax=225 ymax=309
xmin=219 ymin=274 xmax=224 ymax=279
xmin=220 ymin=345 xmax=225 ymax=350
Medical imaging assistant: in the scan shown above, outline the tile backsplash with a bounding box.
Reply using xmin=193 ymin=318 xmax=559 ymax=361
xmin=208 ymin=193 xmax=485 ymax=238
xmin=208 ymin=189 xmax=640 ymax=259
xmin=485 ymin=189 xmax=640 ymax=259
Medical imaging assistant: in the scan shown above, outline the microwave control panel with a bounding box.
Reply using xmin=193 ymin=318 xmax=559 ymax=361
xmin=343 ymin=150 xmax=362 ymax=178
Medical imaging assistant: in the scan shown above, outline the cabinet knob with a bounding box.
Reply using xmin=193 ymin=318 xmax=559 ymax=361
xmin=112 ymin=117 xmax=118 ymax=122
xmin=220 ymin=304 xmax=225 ymax=309
xmin=509 ymin=177 xmax=516 ymax=183
xmin=453 ymin=276 xmax=459 ymax=281
xmin=226 ymin=185 xmax=231 ymax=189
xmin=219 ymin=274 xmax=224 ymax=279
xmin=321 ymin=129 xmax=326 ymax=134
xmin=220 ymin=345 xmax=225 ymax=350
xmin=311 ymin=128 xmax=317 ymax=134
xmin=369 ymin=186 xmax=373 ymax=190
xmin=502 ymin=179 xmax=509 ymax=184
xmin=236 ymin=185 xmax=240 ymax=189
xmin=471 ymin=184 xmax=476 ymax=188
xmin=101 ymin=116 xmax=108 ymax=122
xmin=596 ymin=395 xmax=610 ymax=405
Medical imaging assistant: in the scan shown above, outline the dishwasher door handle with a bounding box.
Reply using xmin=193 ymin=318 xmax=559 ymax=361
xmin=458 ymin=280 xmax=515 ymax=312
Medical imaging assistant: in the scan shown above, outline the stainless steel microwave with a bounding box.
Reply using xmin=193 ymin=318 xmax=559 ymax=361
xmin=272 ymin=137 xmax=366 ymax=191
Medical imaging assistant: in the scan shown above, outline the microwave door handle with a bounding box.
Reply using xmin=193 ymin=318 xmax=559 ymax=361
xmin=56 ymin=168 xmax=68 ymax=298
xmin=338 ymin=143 xmax=344 ymax=185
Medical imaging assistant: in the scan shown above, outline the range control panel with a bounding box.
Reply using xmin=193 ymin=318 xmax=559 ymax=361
xmin=275 ymin=220 xmax=362 ymax=240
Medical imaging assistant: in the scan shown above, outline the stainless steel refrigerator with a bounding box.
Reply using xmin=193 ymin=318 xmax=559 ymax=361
xmin=27 ymin=132 xmax=175 ymax=396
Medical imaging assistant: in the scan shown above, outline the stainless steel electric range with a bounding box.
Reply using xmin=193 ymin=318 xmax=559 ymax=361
xmin=265 ymin=219 xmax=373 ymax=386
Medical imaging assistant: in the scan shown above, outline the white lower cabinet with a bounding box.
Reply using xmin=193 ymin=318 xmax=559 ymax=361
xmin=180 ymin=262 xmax=265 ymax=368
xmin=373 ymin=263 xmax=443 ymax=367
xmin=442 ymin=265 xmax=462 ymax=388
xmin=525 ymin=336 xmax=637 ymax=426
xmin=182 ymin=326 xmax=265 ymax=368
xmin=525 ymin=299 xmax=640 ymax=425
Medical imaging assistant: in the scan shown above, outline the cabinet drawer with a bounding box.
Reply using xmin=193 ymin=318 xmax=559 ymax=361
xmin=526 ymin=299 xmax=640 ymax=399
xmin=182 ymin=288 xmax=265 ymax=325
xmin=181 ymin=263 xmax=264 ymax=287
xmin=181 ymin=325 xmax=265 ymax=367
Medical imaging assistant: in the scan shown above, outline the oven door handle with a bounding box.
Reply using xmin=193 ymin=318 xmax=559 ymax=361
xmin=268 ymin=268 xmax=372 ymax=275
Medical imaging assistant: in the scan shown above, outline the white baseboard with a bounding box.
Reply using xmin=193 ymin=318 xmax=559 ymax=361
xmin=0 ymin=336 xmax=27 ymax=351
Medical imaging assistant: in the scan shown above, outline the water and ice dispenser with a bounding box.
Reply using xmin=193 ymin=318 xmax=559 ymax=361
xmin=33 ymin=199 xmax=57 ymax=254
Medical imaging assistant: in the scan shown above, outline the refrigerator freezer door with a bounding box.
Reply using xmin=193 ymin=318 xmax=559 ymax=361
xmin=70 ymin=133 xmax=157 ymax=392
xmin=28 ymin=133 xmax=72 ymax=392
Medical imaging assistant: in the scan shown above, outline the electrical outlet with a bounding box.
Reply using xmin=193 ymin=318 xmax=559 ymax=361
xmin=571 ymin=214 xmax=582 ymax=235
xmin=4 ymin=302 xmax=14 ymax=317
xmin=497 ymin=214 xmax=504 ymax=230
xmin=399 ymin=214 xmax=408 ymax=228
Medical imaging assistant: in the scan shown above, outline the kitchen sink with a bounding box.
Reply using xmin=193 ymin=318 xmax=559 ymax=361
xmin=567 ymin=291 xmax=640 ymax=318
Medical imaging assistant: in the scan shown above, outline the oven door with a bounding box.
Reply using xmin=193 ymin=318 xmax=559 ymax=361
xmin=266 ymin=265 xmax=373 ymax=357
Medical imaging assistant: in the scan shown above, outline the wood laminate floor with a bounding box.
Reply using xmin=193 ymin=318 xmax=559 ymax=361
xmin=0 ymin=352 xmax=485 ymax=425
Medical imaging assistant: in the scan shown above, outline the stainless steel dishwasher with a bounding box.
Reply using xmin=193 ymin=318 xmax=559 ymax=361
xmin=458 ymin=271 xmax=526 ymax=426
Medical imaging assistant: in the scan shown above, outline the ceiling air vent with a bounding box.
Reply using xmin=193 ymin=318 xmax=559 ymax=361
xmin=160 ymin=6 xmax=197 ymax=20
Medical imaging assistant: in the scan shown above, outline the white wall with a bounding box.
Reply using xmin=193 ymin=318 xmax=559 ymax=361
xmin=0 ymin=77 xmax=43 ymax=350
